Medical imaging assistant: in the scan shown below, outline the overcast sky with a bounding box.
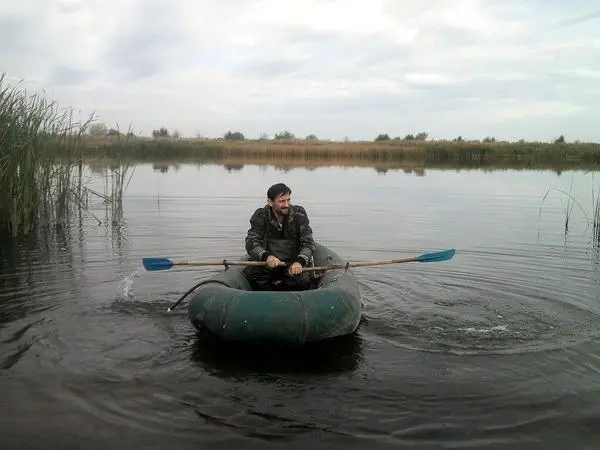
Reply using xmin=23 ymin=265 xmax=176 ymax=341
xmin=2 ymin=0 xmax=599 ymax=141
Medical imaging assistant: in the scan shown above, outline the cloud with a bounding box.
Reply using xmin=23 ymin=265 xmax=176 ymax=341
xmin=0 ymin=0 xmax=598 ymax=141
xmin=104 ymin=0 xmax=188 ymax=80
xmin=49 ymin=66 xmax=93 ymax=86
xmin=553 ymin=8 xmax=600 ymax=26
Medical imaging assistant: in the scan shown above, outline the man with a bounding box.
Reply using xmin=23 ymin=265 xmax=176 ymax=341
xmin=243 ymin=183 xmax=316 ymax=291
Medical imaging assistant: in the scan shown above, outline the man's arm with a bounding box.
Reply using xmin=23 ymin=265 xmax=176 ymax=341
xmin=245 ymin=208 xmax=270 ymax=261
xmin=293 ymin=206 xmax=316 ymax=266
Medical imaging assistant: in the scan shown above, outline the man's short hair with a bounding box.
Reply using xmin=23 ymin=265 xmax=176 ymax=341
xmin=267 ymin=183 xmax=292 ymax=200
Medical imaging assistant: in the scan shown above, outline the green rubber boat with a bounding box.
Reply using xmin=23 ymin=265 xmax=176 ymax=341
xmin=187 ymin=243 xmax=363 ymax=344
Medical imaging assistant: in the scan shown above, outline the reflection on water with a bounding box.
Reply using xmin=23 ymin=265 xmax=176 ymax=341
xmin=190 ymin=328 xmax=365 ymax=378
xmin=2 ymin=162 xmax=600 ymax=448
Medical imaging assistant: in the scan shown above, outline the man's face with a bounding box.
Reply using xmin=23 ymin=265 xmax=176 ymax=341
xmin=268 ymin=192 xmax=291 ymax=215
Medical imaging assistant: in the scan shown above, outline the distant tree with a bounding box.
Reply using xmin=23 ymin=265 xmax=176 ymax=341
xmin=224 ymin=164 xmax=244 ymax=172
xmin=374 ymin=133 xmax=390 ymax=141
xmin=453 ymin=136 xmax=463 ymax=142
xmin=415 ymin=132 xmax=428 ymax=141
xmin=172 ymin=130 xmax=182 ymax=139
xmin=274 ymin=130 xmax=295 ymax=140
xmin=107 ymin=128 xmax=120 ymax=136
xmin=153 ymin=163 xmax=169 ymax=173
xmin=305 ymin=134 xmax=318 ymax=140
xmin=483 ymin=136 xmax=496 ymax=143
xmin=259 ymin=132 xmax=270 ymax=140
xmin=89 ymin=122 xmax=107 ymax=136
xmin=224 ymin=130 xmax=245 ymax=140
xmin=403 ymin=134 xmax=415 ymax=141
xmin=152 ymin=127 xmax=169 ymax=138
xmin=554 ymin=135 xmax=565 ymax=144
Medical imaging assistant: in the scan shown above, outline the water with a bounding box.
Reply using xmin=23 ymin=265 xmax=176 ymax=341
xmin=1 ymin=163 xmax=600 ymax=449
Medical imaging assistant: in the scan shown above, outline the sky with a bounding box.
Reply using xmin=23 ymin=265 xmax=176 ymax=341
xmin=1 ymin=0 xmax=599 ymax=142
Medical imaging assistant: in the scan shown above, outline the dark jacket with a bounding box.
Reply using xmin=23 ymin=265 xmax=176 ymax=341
xmin=245 ymin=204 xmax=316 ymax=266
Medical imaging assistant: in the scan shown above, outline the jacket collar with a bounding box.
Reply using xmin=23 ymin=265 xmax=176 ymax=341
xmin=265 ymin=204 xmax=295 ymax=228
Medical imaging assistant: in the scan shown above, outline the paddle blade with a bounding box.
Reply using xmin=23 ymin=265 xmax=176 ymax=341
xmin=142 ymin=257 xmax=174 ymax=271
xmin=415 ymin=249 xmax=455 ymax=263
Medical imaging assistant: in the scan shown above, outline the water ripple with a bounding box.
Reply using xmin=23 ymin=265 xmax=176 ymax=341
xmin=2 ymin=165 xmax=600 ymax=448
xmin=358 ymin=246 xmax=600 ymax=356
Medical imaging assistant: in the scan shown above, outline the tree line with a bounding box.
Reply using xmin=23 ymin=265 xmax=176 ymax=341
xmin=88 ymin=123 xmax=573 ymax=145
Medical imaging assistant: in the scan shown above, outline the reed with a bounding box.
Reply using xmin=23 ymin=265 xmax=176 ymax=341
xmin=82 ymin=135 xmax=224 ymax=161
xmin=80 ymin=130 xmax=137 ymax=226
xmin=100 ymin=134 xmax=136 ymax=225
xmin=0 ymin=74 xmax=90 ymax=236
xmin=539 ymin=179 xmax=585 ymax=235
xmin=80 ymin=135 xmax=600 ymax=169
xmin=539 ymin=172 xmax=600 ymax=246
xmin=592 ymin=174 xmax=600 ymax=245
xmin=79 ymin=147 xmax=600 ymax=174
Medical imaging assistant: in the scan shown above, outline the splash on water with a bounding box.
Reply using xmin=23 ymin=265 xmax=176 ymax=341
xmin=458 ymin=325 xmax=510 ymax=334
xmin=119 ymin=270 xmax=140 ymax=301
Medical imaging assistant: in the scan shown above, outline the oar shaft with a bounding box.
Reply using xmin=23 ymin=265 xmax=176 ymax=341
xmin=144 ymin=249 xmax=454 ymax=272
xmin=303 ymin=257 xmax=417 ymax=272
xmin=171 ymin=259 xmax=269 ymax=267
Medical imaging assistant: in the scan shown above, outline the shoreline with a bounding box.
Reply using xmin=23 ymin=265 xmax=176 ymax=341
xmin=78 ymin=135 xmax=600 ymax=172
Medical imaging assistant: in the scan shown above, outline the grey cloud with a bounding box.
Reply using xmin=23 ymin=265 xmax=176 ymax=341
xmin=555 ymin=9 xmax=600 ymax=26
xmin=381 ymin=0 xmax=446 ymax=21
xmin=241 ymin=59 xmax=307 ymax=78
xmin=4 ymin=0 xmax=595 ymax=141
xmin=57 ymin=1 xmax=85 ymax=14
xmin=335 ymin=34 xmax=414 ymax=69
xmin=0 ymin=13 xmax=55 ymax=78
xmin=1 ymin=11 xmax=97 ymax=88
xmin=424 ymin=24 xmax=490 ymax=51
xmin=49 ymin=66 xmax=92 ymax=86
xmin=104 ymin=0 xmax=187 ymax=80
xmin=279 ymin=24 xmax=487 ymax=80
xmin=228 ymin=15 xmax=598 ymax=128
xmin=248 ymin=66 xmax=598 ymax=121
xmin=235 ymin=26 xmax=345 ymax=67
xmin=238 ymin=25 xmax=414 ymax=79
xmin=0 ymin=15 xmax=40 ymax=55
xmin=407 ymin=70 xmax=598 ymax=108
xmin=271 ymin=24 xmax=339 ymax=46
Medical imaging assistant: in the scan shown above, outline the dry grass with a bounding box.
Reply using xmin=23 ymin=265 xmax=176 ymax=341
xmin=77 ymin=135 xmax=600 ymax=172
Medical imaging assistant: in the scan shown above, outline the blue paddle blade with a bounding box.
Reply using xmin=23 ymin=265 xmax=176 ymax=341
xmin=415 ymin=249 xmax=455 ymax=263
xmin=142 ymin=257 xmax=174 ymax=271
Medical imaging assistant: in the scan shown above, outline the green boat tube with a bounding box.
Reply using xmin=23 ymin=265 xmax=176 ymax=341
xmin=187 ymin=243 xmax=363 ymax=344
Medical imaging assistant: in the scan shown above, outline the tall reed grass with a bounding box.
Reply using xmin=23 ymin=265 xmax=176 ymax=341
xmin=539 ymin=179 xmax=584 ymax=234
xmin=85 ymin=132 xmax=137 ymax=225
xmin=591 ymin=174 xmax=600 ymax=245
xmin=539 ymin=172 xmax=600 ymax=246
xmin=0 ymin=74 xmax=91 ymax=236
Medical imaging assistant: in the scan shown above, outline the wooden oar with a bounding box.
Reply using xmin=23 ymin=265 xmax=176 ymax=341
xmin=145 ymin=249 xmax=455 ymax=312
xmin=302 ymin=249 xmax=456 ymax=272
xmin=142 ymin=257 xmax=286 ymax=271
xmin=143 ymin=249 xmax=455 ymax=272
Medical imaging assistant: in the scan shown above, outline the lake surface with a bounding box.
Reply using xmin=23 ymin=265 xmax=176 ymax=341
xmin=1 ymin=162 xmax=600 ymax=449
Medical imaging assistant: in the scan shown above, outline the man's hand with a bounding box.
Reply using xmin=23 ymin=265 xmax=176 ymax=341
xmin=266 ymin=255 xmax=282 ymax=269
xmin=288 ymin=261 xmax=303 ymax=276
